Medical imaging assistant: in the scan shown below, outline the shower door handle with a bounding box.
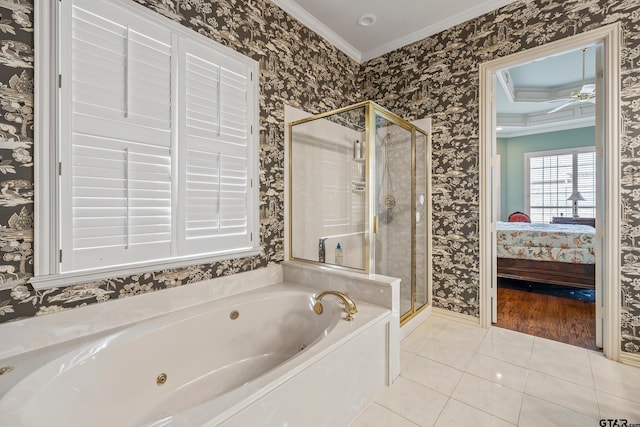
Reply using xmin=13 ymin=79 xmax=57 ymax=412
xmin=373 ymin=215 xmax=378 ymax=234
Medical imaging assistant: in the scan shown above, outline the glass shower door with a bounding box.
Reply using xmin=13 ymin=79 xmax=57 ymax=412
xmin=373 ymin=113 xmax=414 ymax=317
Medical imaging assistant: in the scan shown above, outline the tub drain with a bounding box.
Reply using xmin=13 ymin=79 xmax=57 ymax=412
xmin=230 ymin=310 xmax=239 ymax=320
xmin=0 ymin=366 xmax=14 ymax=375
xmin=298 ymin=344 xmax=306 ymax=352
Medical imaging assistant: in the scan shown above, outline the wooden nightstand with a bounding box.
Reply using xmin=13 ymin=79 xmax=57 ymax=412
xmin=551 ymin=216 xmax=596 ymax=227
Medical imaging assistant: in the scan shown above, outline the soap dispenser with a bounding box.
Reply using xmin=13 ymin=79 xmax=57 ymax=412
xmin=335 ymin=243 xmax=343 ymax=266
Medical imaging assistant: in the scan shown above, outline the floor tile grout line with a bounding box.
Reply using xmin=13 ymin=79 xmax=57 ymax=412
xmin=447 ymin=395 xmax=520 ymax=426
xmin=515 ymin=381 xmax=527 ymax=427
xmin=371 ymin=401 xmax=422 ymax=427
xmin=430 ymin=397 xmax=450 ymax=427
xmin=521 ymin=374 xmax=601 ymax=420
xmin=397 ymin=319 xmax=637 ymax=426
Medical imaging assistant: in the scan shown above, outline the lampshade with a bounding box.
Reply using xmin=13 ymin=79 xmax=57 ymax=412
xmin=567 ymin=191 xmax=585 ymax=202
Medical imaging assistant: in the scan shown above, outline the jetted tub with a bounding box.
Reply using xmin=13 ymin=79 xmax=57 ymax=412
xmin=0 ymin=283 xmax=392 ymax=426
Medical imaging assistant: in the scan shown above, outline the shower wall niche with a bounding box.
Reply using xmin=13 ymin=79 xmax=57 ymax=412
xmin=288 ymin=101 xmax=431 ymax=323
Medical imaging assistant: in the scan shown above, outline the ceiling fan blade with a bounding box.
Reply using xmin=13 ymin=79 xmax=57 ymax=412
xmin=580 ymin=83 xmax=596 ymax=94
xmin=547 ymin=101 xmax=575 ymax=114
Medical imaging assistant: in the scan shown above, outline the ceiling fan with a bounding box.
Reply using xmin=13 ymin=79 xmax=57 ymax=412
xmin=547 ymin=48 xmax=595 ymax=114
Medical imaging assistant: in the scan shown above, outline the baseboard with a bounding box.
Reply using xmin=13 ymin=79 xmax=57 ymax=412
xmin=432 ymin=307 xmax=482 ymax=327
xmin=619 ymin=351 xmax=640 ymax=368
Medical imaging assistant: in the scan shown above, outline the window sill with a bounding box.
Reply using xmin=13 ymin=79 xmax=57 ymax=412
xmin=29 ymin=246 xmax=263 ymax=290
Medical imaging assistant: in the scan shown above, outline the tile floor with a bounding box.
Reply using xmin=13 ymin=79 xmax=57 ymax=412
xmin=350 ymin=316 xmax=640 ymax=427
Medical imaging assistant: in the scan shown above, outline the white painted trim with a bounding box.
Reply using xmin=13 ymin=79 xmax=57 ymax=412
xmin=497 ymin=104 xmax=595 ymax=130
xmin=269 ymin=0 xmax=361 ymax=63
xmin=30 ymin=246 xmax=263 ymax=289
xmin=34 ymin=0 xmax=57 ymax=277
xmin=619 ymin=352 xmax=640 ymax=369
xmin=431 ymin=307 xmax=482 ymax=327
xmin=601 ymin=24 xmax=621 ymax=362
xmin=497 ymin=119 xmax=595 ymax=138
xmin=360 ymin=0 xmax=519 ymax=62
xmin=479 ymin=23 xmax=621 ymax=360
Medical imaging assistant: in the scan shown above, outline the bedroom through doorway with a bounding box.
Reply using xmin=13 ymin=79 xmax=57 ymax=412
xmin=479 ymin=25 xmax=622 ymax=358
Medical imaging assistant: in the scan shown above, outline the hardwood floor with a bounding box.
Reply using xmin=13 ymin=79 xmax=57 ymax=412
xmin=495 ymin=279 xmax=597 ymax=350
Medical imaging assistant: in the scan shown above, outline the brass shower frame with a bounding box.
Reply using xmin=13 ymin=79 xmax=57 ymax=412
xmin=288 ymin=101 xmax=431 ymax=323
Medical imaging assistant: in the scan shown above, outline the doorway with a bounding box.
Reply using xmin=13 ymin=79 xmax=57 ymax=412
xmin=479 ymin=24 xmax=621 ymax=360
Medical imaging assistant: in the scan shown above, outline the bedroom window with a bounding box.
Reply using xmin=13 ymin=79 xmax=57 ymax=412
xmin=525 ymin=147 xmax=596 ymax=223
xmin=33 ymin=0 xmax=260 ymax=287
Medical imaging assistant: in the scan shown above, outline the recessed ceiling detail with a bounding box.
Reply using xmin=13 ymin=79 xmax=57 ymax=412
xmin=496 ymin=47 xmax=597 ymax=137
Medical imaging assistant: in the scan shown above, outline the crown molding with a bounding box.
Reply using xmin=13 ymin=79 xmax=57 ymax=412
xmin=360 ymin=0 xmax=519 ymax=62
xmin=269 ymin=0 xmax=362 ymax=62
xmin=497 ymin=120 xmax=594 ymax=138
xmin=272 ymin=0 xmax=518 ymax=64
xmin=497 ymin=104 xmax=595 ymax=137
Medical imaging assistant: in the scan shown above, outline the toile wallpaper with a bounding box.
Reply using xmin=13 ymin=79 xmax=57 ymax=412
xmin=0 ymin=0 xmax=360 ymax=320
xmin=358 ymin=0 xmax=640 ymax=353
xmin=0 ymin=0 xmax=639 ymax=355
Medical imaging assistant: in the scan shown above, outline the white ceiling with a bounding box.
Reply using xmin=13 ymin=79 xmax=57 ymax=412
xmin=271 ymin=0 xmax=597 ymax=137
xmin=270 ymin=0 xmax=519 ymax=63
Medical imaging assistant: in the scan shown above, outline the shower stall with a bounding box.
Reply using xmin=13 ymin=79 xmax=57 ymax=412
xmin=288 ymin=101 xmax=430 ymax=324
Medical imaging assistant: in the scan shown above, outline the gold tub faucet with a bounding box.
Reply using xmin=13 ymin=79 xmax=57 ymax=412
xmin=313 ymin=291 xmax=358 ymax=321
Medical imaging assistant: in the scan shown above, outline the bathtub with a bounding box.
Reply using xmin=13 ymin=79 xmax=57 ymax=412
xmin=0 ymin=283 xmax=392 ymax=426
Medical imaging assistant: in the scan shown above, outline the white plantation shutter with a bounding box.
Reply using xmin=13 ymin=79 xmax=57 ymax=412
xmin=178 ymin=39 xmax=253 ymax=255
xmin=60 ymin=0 xmax=173 ymax=272
xmin=57 ymin=0 xmax=258 ymax=275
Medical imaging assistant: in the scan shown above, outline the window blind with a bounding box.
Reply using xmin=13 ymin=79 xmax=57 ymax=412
xmin=527 ymin=149 xmax=596 ymax=223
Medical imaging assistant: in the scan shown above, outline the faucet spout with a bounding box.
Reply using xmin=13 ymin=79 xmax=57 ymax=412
xmin=314 ymin=291 xmax=358 ymax=321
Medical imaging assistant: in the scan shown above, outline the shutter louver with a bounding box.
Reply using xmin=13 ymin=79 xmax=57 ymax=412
xmin=62 ymin=0 xmax=173 ymax=272
xmin=180 ymin=43 xmax=251 ymax=254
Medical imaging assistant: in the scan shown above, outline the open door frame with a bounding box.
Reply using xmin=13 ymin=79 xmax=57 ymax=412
xmin=479 ymin=24 xmax=621 ymax=361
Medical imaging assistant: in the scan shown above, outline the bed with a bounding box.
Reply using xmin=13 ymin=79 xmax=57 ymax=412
xmin=496 ymin=221 xmax=596 ymax=290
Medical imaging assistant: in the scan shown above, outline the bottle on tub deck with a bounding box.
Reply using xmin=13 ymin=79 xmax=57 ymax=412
xmin=335 ymin=243 xmax=343 ymax=266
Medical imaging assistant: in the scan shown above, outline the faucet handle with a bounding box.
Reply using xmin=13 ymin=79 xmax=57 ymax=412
xmin=314 ymin=290 xmax=357 ymax=321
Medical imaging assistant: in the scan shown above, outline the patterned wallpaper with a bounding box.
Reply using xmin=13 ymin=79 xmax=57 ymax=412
xmin=0 ymin=0 xmax=639 ymax=355
xmin=358 ymin=0 xmax=640 ymax=353
xmin=0 ymin=0 xmax=360 ymax=321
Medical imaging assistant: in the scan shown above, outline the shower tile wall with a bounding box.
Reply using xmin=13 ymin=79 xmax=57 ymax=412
xmin=291 ymin=118 xmax=365 ymax=269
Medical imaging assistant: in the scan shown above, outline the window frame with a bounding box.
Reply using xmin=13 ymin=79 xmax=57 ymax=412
xmin=33 ymin=0 xmax=261 ymax=289
xmin=524 ymin=145 xmax=596 ymax=223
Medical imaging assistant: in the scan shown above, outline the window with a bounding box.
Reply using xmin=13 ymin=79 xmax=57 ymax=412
xmin=34 ymin=0 xmax=259 ymax=286
xmin=526 ymin=147 xmax=596 ymax=223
